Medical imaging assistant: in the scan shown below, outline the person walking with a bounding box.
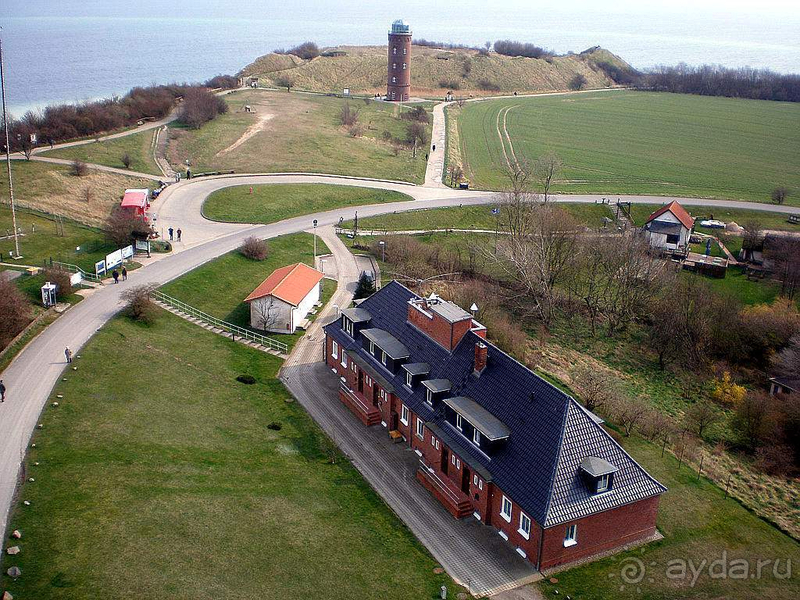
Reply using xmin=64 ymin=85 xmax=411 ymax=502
xmin=122 ymin=266 xmax=128 ymax=281
xmin=177 ymin=228 xmax=182 ymax=242
xmin=112 ymin=269 xmax=119 ymax=284
xmin=168 ymin=227 xmax=174 ymax=241
xmin=65 ymin=347 xmax=72 ymax=363
xmin=0 ymin=379 xmax=5 ymax=402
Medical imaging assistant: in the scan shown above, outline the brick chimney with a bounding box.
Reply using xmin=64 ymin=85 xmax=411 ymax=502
xmin=407 ymin=294 xmax=481 ymax=352
xmin=474 ymin=342 xmax=488 ymax=375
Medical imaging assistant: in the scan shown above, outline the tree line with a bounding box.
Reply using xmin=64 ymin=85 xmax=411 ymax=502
xmin=2 ymin=76 xmax=238 ymax=154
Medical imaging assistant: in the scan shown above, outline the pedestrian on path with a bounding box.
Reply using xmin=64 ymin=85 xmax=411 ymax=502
xmin=112 ymin=269 xmax=119 ymax=284
xmin=177 ymin=228 xmax=182 ymax=242
xmin=65 ymin=347 xmax=72 ymax=363
xmin=168 ymin=227 xmax=174 ymax=241
xmin=122 ymin=267 xmax=128 ymax=281
xmin=0 ymin=379 xmax=5 ymax=402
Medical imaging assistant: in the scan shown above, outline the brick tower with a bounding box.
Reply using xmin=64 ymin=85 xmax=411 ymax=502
xmin=387 ymin=20 xmax=411 ymax=101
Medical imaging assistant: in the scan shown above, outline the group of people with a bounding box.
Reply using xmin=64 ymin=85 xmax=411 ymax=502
xmin=167 ymin=227 xmax=183 ymax=242
xmin=111 ymin=266 xmax=127 ymax=284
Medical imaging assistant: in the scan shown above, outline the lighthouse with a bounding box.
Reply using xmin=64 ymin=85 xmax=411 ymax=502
xmin=387 ymin=20 xmax=411 ymax=101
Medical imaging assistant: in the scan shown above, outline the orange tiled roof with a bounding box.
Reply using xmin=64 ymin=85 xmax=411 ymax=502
xmin=244 ymin=263 xmax=323 ymax=306
xmin=645 ymin=201 xmax=694 ymax=230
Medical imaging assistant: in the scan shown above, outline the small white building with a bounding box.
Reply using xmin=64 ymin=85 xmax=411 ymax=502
xmin=643 ymin=201 xmax=694 ymax=255
xmin=244 ymin=263 xmax=324 ymax=334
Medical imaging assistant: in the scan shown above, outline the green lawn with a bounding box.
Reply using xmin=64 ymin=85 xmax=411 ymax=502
xmin=40 ymin=129 xmax=162 ymax=175
xmin=203 ymin=184 xmax=411 ymax=224
xmin=3 ymin=312 xmax=458 ymax=599
xmin=160 ymin=233 xmax=331 ymax=351
xmin=343 ymin=202 xmax=614 ymax=231
xmin=168 ymin=90 xmax=431 ymax=183
xmin=1 ymin=206 xmax=116 ymax=272
xmin=537 ymin=435 xmax=800 ymax=600
xmin=455 ymin=90 xmax=800 ymax=202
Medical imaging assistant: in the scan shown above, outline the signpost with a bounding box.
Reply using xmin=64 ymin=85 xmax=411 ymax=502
xmin=121 ymin=244 xmax=134 ymax=260
xmin=135 ymin=239 xmax=151 ymax=254
xmin=95 ymin=259 xmax=106 ymax=277
xmin=105 ymin=248 xmax=123 ymax=270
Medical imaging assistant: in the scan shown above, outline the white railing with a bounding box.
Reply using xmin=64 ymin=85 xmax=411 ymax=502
xmin=51 ymin=261 xmax=103 ymax=283
xmin=151 ymin=290 xmax=288 ymax=354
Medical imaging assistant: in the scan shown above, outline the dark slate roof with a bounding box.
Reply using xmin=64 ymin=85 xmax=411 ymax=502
xmin=403 ymin=362 xmax=430 ymax=376
xmin=342 ymin=307 xmax=371 ymax=323
xmin=323 ymin=281 xmax=666 ymax=528
xmin=444 ymin=396 xmax=511 ymax=441
xmin=423 ymin=378 xmax=452 ymax=393
xmin=770 ymin=376 xmax=800 ymax=392
xmin=361 ymin=328 xmax=410 ymax=359
xmin=646 ymin=220 xmax=683 ymax=235
xmin=580 ymin=456 xmax=618 ymax=477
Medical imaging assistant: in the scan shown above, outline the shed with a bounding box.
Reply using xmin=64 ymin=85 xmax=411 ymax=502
xmin=120 ymin=189 xmax=150 ymax=221
xmin=244 ymin=263 xmax=324 ymax=334
xmin=643 ymin=201 xmax=694 ymax=256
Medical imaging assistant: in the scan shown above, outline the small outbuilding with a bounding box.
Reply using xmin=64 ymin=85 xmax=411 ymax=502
xmin=769 ymin=376 xmax=799 ymax=396
xmin=120 ymin=189 xmax=150 ymax=221
xmin=244 ymin=263 xmax=324 ymax=334
xmin=643 ymin=201 xmax=694 ymax=256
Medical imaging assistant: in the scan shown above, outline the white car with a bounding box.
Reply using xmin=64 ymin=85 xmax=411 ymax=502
xmin=699 ymin=219 xmax=726 ymax=229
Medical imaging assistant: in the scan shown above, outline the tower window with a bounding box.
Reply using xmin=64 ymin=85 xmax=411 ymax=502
xmin=393 ymin=63 xmax=396 ymax=69
xmin=403 ymin=48 xmax=407 ymax=55
xmin=392 ymin=77 xmax=396 ymax=83
xmin=393 ymin=47 xmax=397 ymax=55
xmin=402 ymin=63 xmax=406 ymax=70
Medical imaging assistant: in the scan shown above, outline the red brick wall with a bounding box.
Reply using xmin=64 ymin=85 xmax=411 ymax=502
xmin=387 ymin=33 xmax=412 ymax=101
xmin=487 ymin=485 xmax=543 ymax=564
xmin=407 ymin=302 xmax=473 ymax=351
xmin=539 ymin=496 xmax=660 ymax=570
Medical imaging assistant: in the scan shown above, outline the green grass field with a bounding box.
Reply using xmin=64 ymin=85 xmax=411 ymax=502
xmin=2 ymin=312 xmax=458 ymax=599
xmin=168 ymin=90 xmax=431 ymax=183
xmin=160 ymin=233 xmax=330 ymax=350
xmin=203 ymin=184 xmax=411 ymax=224
xmin=454 ymin=91 xmax=800 ymax=202
xmin=536 ymin=435 xmax=800 ymax=600
xmin=41 ymin=129 xmax=162 ymax=175
xmin=343 ymin=202 xmax=614 ymax=231
xmin=1 ymin=206 xmax=115 ymax=272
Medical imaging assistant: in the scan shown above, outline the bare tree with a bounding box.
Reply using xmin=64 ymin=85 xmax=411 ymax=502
xmin=70 ymin=160 xmax=89 ymax=177
xmin=121 ymin=152 xmax=132 ymax=169
xmin=686 ymin=402 xmax=722 ymax=439
xmin=731 ymin=392 xmax=770 ymax=450
xmin=532 ymin=152 xmax=562 ymax=202
xmin=741 ymin=220 xmax=764 ymax=252
xmin=0 ymin=279 xmax=33 ymax=349
xmin=571 ymin=365 xmax=618 ymax=413
xmin=771 ymin=186 xmax=789 ymax=205
xmin=766 ymin=236 xmax=800 ymax=300
xmin=239 ymin=236 xmax=269 ymax=261
xmin=339 ymin=102 xmax=360 ymax=127
xmin=106 ymin=209 xmax=151 ymax=247
xmin=774 ymin=333 xmax=800 ymax=376
xmin=608 ymin=394 xmax=648 ymax=437
xmin=253 ymin=296 xmax=280 ymax=333
xmin=448 ymin=164 xmax=464 ymax=186
xmin=121 ymin=284 xmax=159 ymax=324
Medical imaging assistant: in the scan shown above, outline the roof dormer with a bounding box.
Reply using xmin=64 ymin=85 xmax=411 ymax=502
xmin=422 ymin=378 xmax=451 ymax=407
xmin=341 ymin=307 xmax=371 ymax=338
xmin=444 ymin=396 xmax=509 ymax=455
xmin=580 ymin=457 xmax=618 ymax=495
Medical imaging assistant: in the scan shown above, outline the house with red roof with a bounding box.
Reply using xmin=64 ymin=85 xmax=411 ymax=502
xmin=244 ymin=263 xmax=324 ymax=334
xmin=643 ymin=201 xmax=694 ymax=256
xmin=120 ymin=188 xmax=150 ymax=221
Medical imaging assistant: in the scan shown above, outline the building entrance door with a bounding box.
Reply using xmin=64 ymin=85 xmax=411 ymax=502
xmin=372 ymin=385 xmax=379 ymax=407
xmin=357 ymin=370 xmax=364 ymax=394
xmin=461 ymin=466 xmax=471 ymax=495
xmin=441 ymin=448 xmax=449 ymax=475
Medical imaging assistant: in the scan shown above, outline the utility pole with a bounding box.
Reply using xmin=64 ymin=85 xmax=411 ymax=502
xmin=0 ymin=34 xmax=21 ymax=258
xmin=312 ymin=219 xmax=318 ymax=261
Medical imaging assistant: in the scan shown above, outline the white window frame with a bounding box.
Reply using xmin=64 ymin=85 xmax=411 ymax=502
xmin=381 ymin=350 xmax=388 ymax=366
xmin=478 ymin=479 xmax=483 ymax=491
xmin=365 ymin=375 xmax=372 ymax=387
xmin=435 ymin=440 xmax=440 ymax=450
xmin=416 ymin=418 xmax=425 ymax=439
xmin=406 ymin=371 xmax=413 ymax=387
xmin=402 ymin=47 xmax=407 ymax=55
xmin=519 ymin=513 xmax=531 ymax=540
xmin=331 ymin=340 xmax=338 ymax=359
xmin=393 ymin=47 xmax=397 ymax=55
xmin=597 ymin=474 xmax=610 ymax=493
xmin=341 ymin=349 xmax=347 ymax=368
xmin=500 ymin=495 xmax=512 ymax=523
xmin=400 ymin=404 xmax=409 ymax=425
xmin=426 ymin=388 xmax=433 ymax=406
xmin=473 ymin=428 xmax=481 ymax=445
xmin=431 ymin=435 xmax=436 ymax=447
xmin=343 ymin=317 xmax=353 ymax=337
xmin=456 ymin=459 xmax=461 ymax=469
xmin=456 ymin=414 xmax=463 ymax=431
xmin=402 ymin=63 xmax=407 ymax=70
xmin=564 ymin=524 xmax=577 ymax=547
xmin=369 ymin=340 xmax=375 ymax=355
xmin=392 ymin=62 xmax=397 ymax=69
xmin=392 ymin=76 xmax=396 ymax=83
xmin=451 ymin=454 xmax=456 ymax=466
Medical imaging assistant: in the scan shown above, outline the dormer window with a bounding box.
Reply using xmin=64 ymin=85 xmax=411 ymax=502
xmin=426 ymin=388 xmax=433 ymax=406
xmin=381 ymin=350 xmax=388 ymax=366
xmin=473 ymin=429 xmax=481 ymax=445
xmin=343 ymin=317 xmax=353 ymax=337
xmin=406 ymin=371 xmax=413 ymax=387
xmin=456 ymin=414 xmax=463 ymax=431
xmin=369 ymin=340 xmax=375 ymax=354
xmin=579 ymin=457 xmax=617 ymax=495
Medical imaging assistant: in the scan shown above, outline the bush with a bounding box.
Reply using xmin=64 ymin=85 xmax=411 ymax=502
xmin=339 ymin=102 xmax=360 ymax=127
xmin=568 ymin=73 xmax=587 ymax=91
xmin=177 ymin=88 xmax=229 ymax=129
xmin=44 ymin=268 xmax=73 ymax=300
xmin=204 ymin=74 xmax=239 ymax=89
xmin=594 ymin=60 xmax=640 ymax=85
xmin=120 ymin=284 xmax=158 ymax=324
xmin=348 ymin=123 xmax=364 ymax=137
xmin=106 ymin=208 xmax=152 ymax=247
xmin=70 ymin=160 xmax=89 ymax=177
xmin=237 ymin=374 xmax=257 ymax=385
xmin=402 ymin=105 xmax=431 ymax=124
xmin=121 ymin=152 xmax=132 ymax=169
xmin=476 ymin=79 xmax=500 ymax=91
xmin=267 ymin=421 xmax=282 ymax=430
xmin=286 ymin=42 xmax=320 ymax=60
xmin=772 ymin=186 xmax=789 ymax=204
xmin=274 ymin=75 xmax=295 ymax=90
xmin=494 ymin=40 xmax=551 ymax=59
xmin=239 ymin=236 xmax=269 ymax=261
xmin=439 ymin=80 xmax=460 ymax=90
xmin=0 ymin=279 xmax=33 ymax=349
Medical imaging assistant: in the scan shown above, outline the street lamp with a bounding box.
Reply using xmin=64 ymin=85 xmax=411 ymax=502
xmin=313 ymin=219 xmax=318 ymax=261
xmin=379 ymin=240 xmax=386 ymax=262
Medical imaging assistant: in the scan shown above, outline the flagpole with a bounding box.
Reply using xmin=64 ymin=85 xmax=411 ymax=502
xmin=0 ymin=34 xmax=21 ymax=258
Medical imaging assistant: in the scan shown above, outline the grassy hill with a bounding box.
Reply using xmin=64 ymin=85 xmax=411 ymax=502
xmin=240 ymin=45 xmax=628 ymax=98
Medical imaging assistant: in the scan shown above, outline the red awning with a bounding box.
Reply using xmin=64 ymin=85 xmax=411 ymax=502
xmin=120 ymin=190 xmax=148 ymax=209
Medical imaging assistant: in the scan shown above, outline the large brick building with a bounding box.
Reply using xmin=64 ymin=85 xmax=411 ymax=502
xmin=387 ymin=19 xmax=411 ymax=101
xmin=323 ymin=282 xmax=666 ymax=570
